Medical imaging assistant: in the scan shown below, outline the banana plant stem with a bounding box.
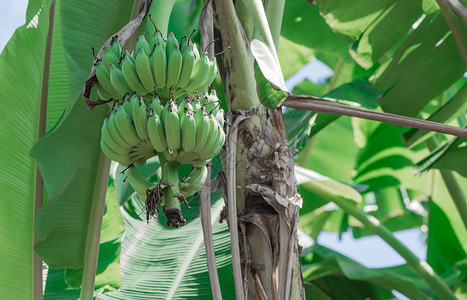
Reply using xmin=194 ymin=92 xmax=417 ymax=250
xmin=284 ymin=96 xmax=467 ymax=139
xmin=34 ymin=1 xmax=55 ymax=298
xmin=145 ymin=0 xmax=176 ymax=39
xmin=79 ymin=153 xmax=111 ymax=300
xmin=307 ymin=181 xmax=456 ymax=299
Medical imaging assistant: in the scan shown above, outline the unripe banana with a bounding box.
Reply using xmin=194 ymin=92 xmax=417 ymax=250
xmin=149 ymin=31 xmax=165 ymax=52
xmin=178 ymin=39 xmax=196 ymax=88
xmin=198 ymin=115 xmax=218 ymax=159
xmin=203 ymin=90 xmax=220 ymax=115
xmin=121 ymin=54 xmax=147 ymax=95
xmin=147 ymin=113 xmax=167 ymax=153
xmin=100 ymin=138 xmax=132 ymax=166
xmin=135 ymin=35 xmax=151 ymax=56
xmin=207 ymin=124 xmax=225 ymax=159
xmin=102 ymin=48 xmax=120 ymax=73
xmin=132 ymin=96 xmax=149 ymax=140
xmin=193 ymin=110 xmax=211 ymax=152
xmin=180 ymin=105 xmax=196 ymax=152
xmin=115 ymin=105 xmax=141 ymax=146
xmin=196 ymin=57 xmax=218 ymax=93
xmin=215 ymin=108 xmax=225 ymax=127
xmin=161 ymin=99 xmax=170 ymax=126
xmin=164 ymin=101 xmax=181 ymax=154
xmin=110 ymin=64 xmax=132 ymax=96
xmin=150 ymin=95 xmax=164 ymax=117
xmin=151 ymin=43 xmax=167 ymax=89
xmin=177 ymin=97 xmax=188 ymax=115
xmin=96 ymin=61 xmax=122 ymax=97
xmin=179 ymin=165 xmax=208 ymax=197
xmin=135 ymin=49 xmax=156 ymax=93
xmin=128 ymin=166 xmax=156 ymax=196
xmin=101 ymin=118 xmax=129 ymax=155
xmin=96 ymin=82 xmax=114 ymax=100
xmin=134 ymin=157 xmax=148 ymax=167
xmin=108 ymin=110 xmax=133 ymax=149
xmin=109 ymin=37 xmax=122 ymax=60
xmin=192 ymin=43 xmax=200 ymax=60
xmin=122 ymin=96 xmax=134 ymax=117
xmin=165 ymin=32 xmax=179 ymax=55
xmin=183 ymin=52 xmax=210 ymax=93
xmin=166 ymin=43 xmax=182 ymax=89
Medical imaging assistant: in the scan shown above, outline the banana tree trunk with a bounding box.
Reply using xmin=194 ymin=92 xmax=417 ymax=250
xmin=224 ymin=107 xmax=305 ymax=299
xmin=208 ymin=0 xmax=304 ymax=297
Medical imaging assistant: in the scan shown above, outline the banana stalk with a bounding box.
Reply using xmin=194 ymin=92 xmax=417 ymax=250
xmin=159 ymin=154 xmax=186 ymax=227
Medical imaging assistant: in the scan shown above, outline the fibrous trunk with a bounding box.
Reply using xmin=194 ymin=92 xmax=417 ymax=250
xmin=223 ymin=106 xmax=305 ymax=299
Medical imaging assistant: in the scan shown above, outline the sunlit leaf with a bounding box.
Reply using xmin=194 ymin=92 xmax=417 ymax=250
xmin=98 ymin=191 xmax=235 ymax=299
xmin=32 ymin=0 xmax=136 ymax=268
xmin=0 ymin=0 xmax=53 ymax=298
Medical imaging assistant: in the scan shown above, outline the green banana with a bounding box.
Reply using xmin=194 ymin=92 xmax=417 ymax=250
xmin=165 ymin=32 xmax=179 ymax=56
xmin=121 ymin=54 xmax=147 ymax=95
xmin=206 ymin=124 xmax=225 ymax=159
xmin=101 ymin=118 xmax=129 ymax=155
xmin=135 ymin=35 xmax=151 ymax=56
xmin=183 ymin=52 xmax=210 ymax=92
xmin=115 ymin=105 xmax=141 ymax=146
xmin=132 ymin=96 xmax=149 ymax=140
xmin=147 ymin=113 xmax=167 ymax=153
xmin=95 ymin=61 xmax=122 ymax=97
xmin=177 ymin=97 xmax=188 ymax=115
xmin=161 ymin=99 xmax=170 ymax=126
xmin=164 ymin=101 xmax=181 ymax=154
xmin=149 ymin=31 xmax=165 ymax=52
xmin=215 ymin=108 xmax=225 ymax=127
xmin=110 ymin=64 xmax=132 ymax=96
xmin=109 ymin=37 xmax=122 ymax=60
xmin=203 ymin=90 xmax=220 ymax=115
xmin=102 ymin=48 xmax=120 ymax=73
xmin=196 ymin=57 xmax=218 ymax=92
xmin=166 ymin=43 xmax=182 ymax=89
xmin=122 ymin=96 xmax=134 ymax=118
xmin=180 ymin=104 xmax=196 ymax=152
xmin=135 ymin=48 xmax=156 ymax=93
xmin=128 ymin=166 xmax=156 ymax=197
xmin=193 ymin=110 xmax=211 ymax=152
xmin=177 ymin=39 xmax=196 ymax=88
xmin=192 ymin=42 xmax=200 ymax=60
xmin=96 ymin=82 xmax=114 ymax=100
xmin=100 ymin=138 xmax=132 ymax=166
xmin=151 ymin=43 xmax=167 ymax=90
xmin=179 ymin=165 xmax=208 ymax=197
xmin=108 ymin=110 xmax=133 ymax=149
xmin=150 ymin=95 xmax=164 ymax=117
xmin=198 ymin=115 xmax=219 ymax=160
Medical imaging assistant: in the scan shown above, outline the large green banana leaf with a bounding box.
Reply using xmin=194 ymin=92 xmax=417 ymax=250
xmin=31 ymin=0 xmax=136 ymax=269
xmin=98 ymin=190 xmax=235 ymax=299
xmin=0 ymin=0 xmax=53 ymax=298
xmin=44 ymin=182 xmax=124 ymax=299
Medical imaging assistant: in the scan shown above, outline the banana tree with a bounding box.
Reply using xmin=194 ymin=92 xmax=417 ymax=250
xmin=1 ymin=0 xmax=467 ymax=299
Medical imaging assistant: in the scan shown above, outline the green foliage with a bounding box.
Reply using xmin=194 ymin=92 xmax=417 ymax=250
xmin=1 ymin=0 xmax=466 ymax=298
xmin=0 ymin=0 xmax=53 ymax=298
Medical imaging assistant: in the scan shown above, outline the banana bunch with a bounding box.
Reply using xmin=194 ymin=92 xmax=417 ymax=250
xmin=100 ymin=94 xmax=155 ymax=167
xmin=146 ymin=91 xmax=225 ymax=166
xmin=94 ymin=31 xmax=218 ymax=102
xmin=120 ymin=91 xmax=224 ymax=227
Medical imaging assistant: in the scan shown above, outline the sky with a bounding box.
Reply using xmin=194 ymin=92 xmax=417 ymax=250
xmin=0 ymin=1 xmax=28 ymax=51
xmin=0 ymin=0 xmax=427 ymax=284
